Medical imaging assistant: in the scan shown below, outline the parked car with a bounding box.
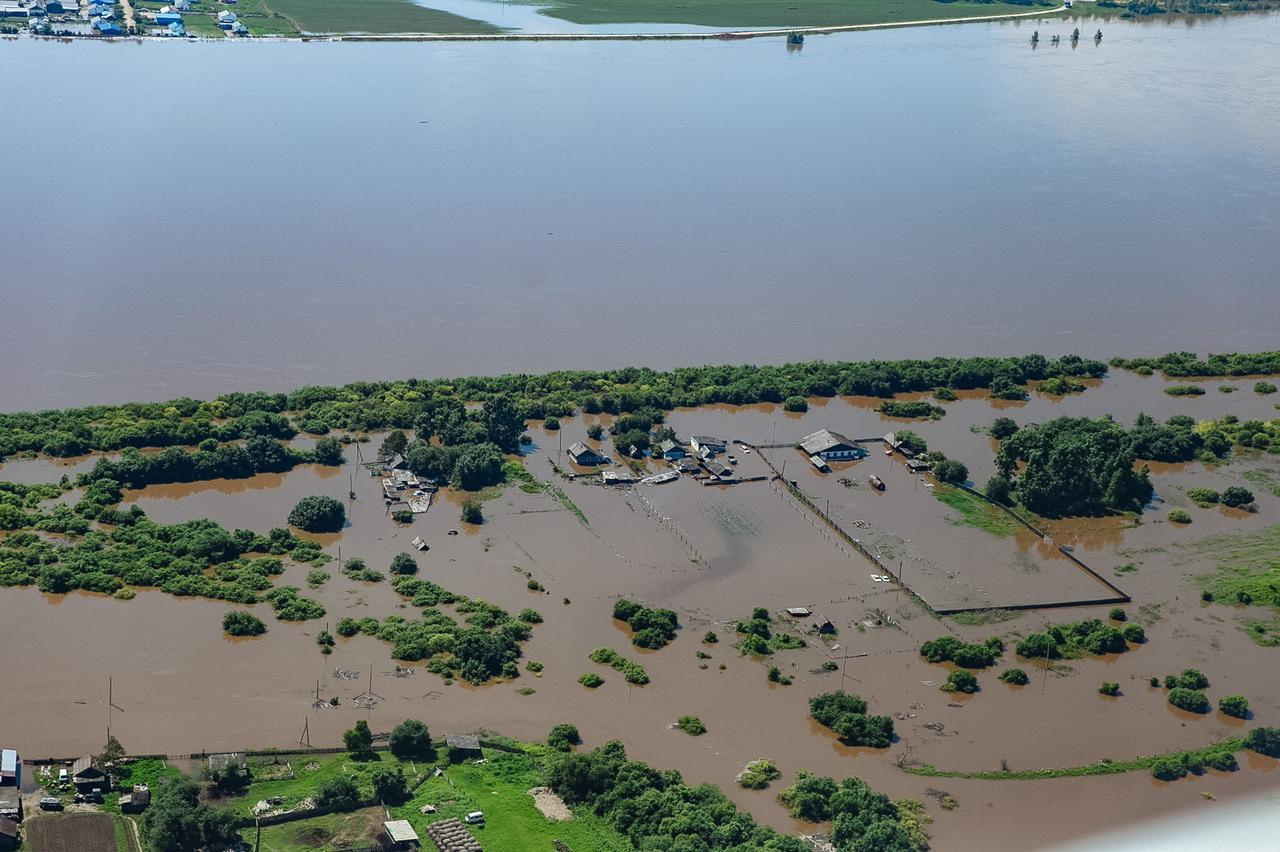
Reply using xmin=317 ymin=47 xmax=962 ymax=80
xmin=464 ymin=811 xmax=485 ymax=825
xmin=40 ymin=796 xmax=64 ymax=811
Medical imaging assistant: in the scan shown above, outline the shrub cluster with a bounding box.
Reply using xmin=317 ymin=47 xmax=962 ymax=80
xmin=809 ymin=692 xmax=894 ymax=748
xmin=920 ymin=635 xmax=1004 ymax=669
xmin=589 ymin=648 xmax=649 ymax=685
xmin=613 ymin=598 xmax=679 ymax=649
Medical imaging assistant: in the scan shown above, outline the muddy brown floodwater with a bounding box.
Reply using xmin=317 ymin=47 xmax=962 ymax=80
xmin=3 ymin=371 xmax=1280 ymax=849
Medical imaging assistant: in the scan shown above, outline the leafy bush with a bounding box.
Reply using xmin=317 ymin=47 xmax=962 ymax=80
xmin=932 ymin=458 xmax=969 ymax=485
xmin=675 ymin=715 xmax=706 ymax=736
xmin=999 ymin=668 xmax=1029 ymax=685
xmin=1122 ymin=624 xmax=1146 ymax=643
xmin=265 ymin=587 xmax=325 ymax=621
xmin=1176 ymin=668 xmax=1210 ymax=689
xmin=1168 ymin=687 xmax=1210 ymax=713
xmin=1164 ymin=385 xmax=1206 ymax=396
xmin=942 ymin=670 xmax=978 ymax=693
xmin=461 ymin=499 xmax=484 ymax=524
xmin=391 ymin=510 xmax=414 ymax=524
xmin=342 ymin=720 xmax=374 ymax=759
xmin=548 ymin=723 xmax=581 ymax=751
xmin=389 ymin=719 xmax=433 ymax=760
xmin=1109 ymin=607 xmax=1127 ymax=622
xmin=317 ymin=776 xmax=361 ymax=808
xmin=518 ymin=608 xmax=543 ymax=624
xmin=222 ymin=610 xmax=266 ymax=637
xmin=1244 ymin=726 xmax=1280 ymax=756
xmin=1015 ymin=633 xmax=1058 ymax=659
xmin=1219 ymin=695 xmax=1249 ymax=719
xmin=287 ymin=495 xmax=345 ymax=533
xmin=1254 ymin=381 xmax=1278 ymax=394
xmin=1099 ymin=681 xmax=1120 ymax=696
xmin=1186 ymin=487 xmax=1219 ymax=504
xmin=783 ymin=396 xmax=808 ymax=412
xmin=989 ymin=417 xmax=1019 ymax=440
xmin=737 ymin=759 xmax=781 ymax=789
xmin=1221 ymin=486 xmax=1254 ymax=508
xmin=879 ymin=400 xmax=945 ymax=419
xmin=389 ymin=552 xmax=418 ymax=575
xmin=1168 ymin=509 xmax=1192 ymax=524
xmin=702 ymin=630 xmax=718 ymax=644
xmin=919 ymin=636 xmax=1001 ymax=669
xmin=578 ymin=672 xmax=604 ymax=688
xmin=589 ymin=648 xmax=649 ymax=684
xmin=1150 ymin=758 xmax=1187 ymax=781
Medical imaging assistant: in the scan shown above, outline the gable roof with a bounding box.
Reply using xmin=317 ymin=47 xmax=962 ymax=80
xmin=799 ymin=429 xmax=857 ymax=455
xmin=72 ymin=754 xmax=105 ymax=778
xmin=445 ymin=733 xmax=481 ymax=750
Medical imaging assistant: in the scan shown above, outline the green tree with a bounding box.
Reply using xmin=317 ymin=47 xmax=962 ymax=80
xmin=343 ymin=719 xmax=374 ymax=758
xmin=1150 ymin=758 xmax=1186 ymax=781
xmin=461 ymin=500 xmax=484 ymax=524
xmin=1168 ymin=687 xmax=1210 ymax=713
xmin=1221 ymin=486 xmax=1254 ymax=508
xmin=287 ymin=495 xmax=345 ymax=532
xmin=984 ymin=474 xmax=1012 ymax=505
xmin=778 ymin=771 xmax=838 ymax=821
xmin=999 ymin=668 xmax=1029 ymax=685
xmin=99 ymin=734 xmax=126 ymax=765
xmin=389 ymin=719 xmax=434 ymax=760
xmin=1244 ymin=726 xmax=1280 ymax=757
xmin=483 ymin=393 xmax=525 ymax=452
xmin=312 ymin=437 xmax=345 ymax=466
xmin=548 ymin=723 xmax=582 ymax=752
xmin=942 ymin=670 xmax=978 ymax=693
xmin=1098 ymin=681 xmax=1120 ymax=696
xmin=932 ymin=458 xmax=968 ymax=485
xmin=1219 ymin=694 xmax=1249 ymax=719
xmin=451 ymin=443 xmax=505 ymax=490
xmin=372 ymin=767 xmax=409 ymax=805
xmin=317 ymin=776 xmax=361 ymax=808
xmin=989 ymin=417 xmax=1019 ymax=439
xmin=380 ymin=429 xmax=408 ymax=460
xmin=389 ymin=552 xmax=418 ymax=575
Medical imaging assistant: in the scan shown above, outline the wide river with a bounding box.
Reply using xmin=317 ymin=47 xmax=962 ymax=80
xmin=2 ymin=14 xmax=1279 ymax=410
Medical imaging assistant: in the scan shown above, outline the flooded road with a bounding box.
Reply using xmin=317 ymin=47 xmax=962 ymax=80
xmin=3 ymin=373 xmax=1280 ymax=847
xmin=3 ymin=14 xmax=1280 ymax=409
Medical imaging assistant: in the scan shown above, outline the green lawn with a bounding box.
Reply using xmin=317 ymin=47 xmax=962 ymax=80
xmin=103 ymin=759 xmax=182 ymax=813
xmin=386 ymin=745 xmax=630 ymax=852
xmin=246 ymin=807 xmax=388 ymax=852
xmin=232 ymin=744 xmax=629 ymax=851
xmin=933 ymin=485 xmax=1020 ymax=538
xmin=537 ymin=0 xmax=1062 ymax=28
xmin=265 ymin=0 xmax=502 ymax=33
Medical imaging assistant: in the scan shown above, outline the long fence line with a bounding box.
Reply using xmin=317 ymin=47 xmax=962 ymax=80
xmin=745 ymin=442 xmax=1129 ymax=615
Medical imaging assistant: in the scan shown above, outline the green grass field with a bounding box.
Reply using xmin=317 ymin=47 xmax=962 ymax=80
xmin=232 ymin=744 xmax=629 ymax=851
xmin=538 ymin=0 xmax=1061 ymax=28
xmin=933 ymin=485 xmax=1021 ymax=537
xmin=265 ymin=0 xmax=501 ymax=33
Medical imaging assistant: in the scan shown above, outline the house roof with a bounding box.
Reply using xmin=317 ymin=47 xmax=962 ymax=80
xmin=385 ymin=820 xmax=420 ymax=843
xmin=445 ymin=734 xmax=481 ymax=750
xmin=658 ymin=439 xmax=680 ymax=453
xmin=0 ymin=817 xmax=17 ymax=840
xmin=800 ymin=429 xmax=856 ymax=455
xmin=0 ymin=750 xmax=15 ymax=779
xmin=71 ymin=754 xmax=104 ymax=778
xmin=567 ymin=441 xmax=599 ymax=459
xmin=690 ymin=435 xmax=725 ymax=447
xmin=207 ymin=752 xmax=245 ymax=771
xmin=705 ymin=461 xmax=733 ymax=477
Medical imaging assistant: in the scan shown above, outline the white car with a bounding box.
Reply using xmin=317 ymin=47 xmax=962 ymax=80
xmin=465 ymin=811 xmax=485 ymax=825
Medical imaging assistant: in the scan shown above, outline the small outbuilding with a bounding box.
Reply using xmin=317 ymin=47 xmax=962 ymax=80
xmin=601 ymin=469 xmax=635 ymax=486
xmin=92 ymin=17 xmax=121 ymax=31
xmin=567 ymin=441 xmax=606 ymax=466
xmin=383 ymin=819 xmax=420 ymax=849
xmin=155 ymin=10 xmax=181 ymax=24
xmin=71 ymin=755 xmax=110 ymax=793
xmin=445 ymin=734 xmax=482 ymax=760
xmin=120 ymin=784 xmax=151 ymax=813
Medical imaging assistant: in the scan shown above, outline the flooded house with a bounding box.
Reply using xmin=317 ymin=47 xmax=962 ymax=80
xmin=567 ymin=441 xmax=607 ymax=466
xmin=690 ymin=435 xmax=726 ymax=457
xmin=799 ymin=429 xmax=866 ymax=462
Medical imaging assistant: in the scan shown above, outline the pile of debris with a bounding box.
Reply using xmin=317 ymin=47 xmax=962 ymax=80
xmin=427 ymin=817 xmax=483 ymax=851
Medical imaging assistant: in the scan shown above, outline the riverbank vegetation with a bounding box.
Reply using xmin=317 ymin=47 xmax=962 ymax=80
xmin=539 ymin=0 xmax=1057 ymax=28
xmin=0 ymin=354 xmax=1107 ymax=462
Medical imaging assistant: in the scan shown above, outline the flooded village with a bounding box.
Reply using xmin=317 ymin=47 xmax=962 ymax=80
xmin=2 ymin=362 xmax=1280 ymax=850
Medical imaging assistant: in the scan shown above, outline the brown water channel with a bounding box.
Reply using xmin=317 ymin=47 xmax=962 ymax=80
xmin=3 ymin=373 xmax=1280 ymax=847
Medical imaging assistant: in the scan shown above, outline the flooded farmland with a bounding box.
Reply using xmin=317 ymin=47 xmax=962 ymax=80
xmin=3 ymin=370 xmax=1280 ymax=848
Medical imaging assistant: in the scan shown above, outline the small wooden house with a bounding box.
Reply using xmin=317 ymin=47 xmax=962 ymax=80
xmin=71 ymin=755 xmax=109 ymax=794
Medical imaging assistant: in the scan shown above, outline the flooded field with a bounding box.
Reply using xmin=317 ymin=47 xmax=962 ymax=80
xmin=3 ymin=369 xmax=1280 ymax=848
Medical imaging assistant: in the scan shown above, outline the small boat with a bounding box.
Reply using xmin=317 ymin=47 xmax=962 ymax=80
xmin=868 ymin=474 xmax=886 ymax=491
xmin=786 ymin=31 xmax=804 ymax=45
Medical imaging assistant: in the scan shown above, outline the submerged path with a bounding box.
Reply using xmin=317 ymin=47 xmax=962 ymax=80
xmin=326 ymin=5 xmax=1068 ymax=41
